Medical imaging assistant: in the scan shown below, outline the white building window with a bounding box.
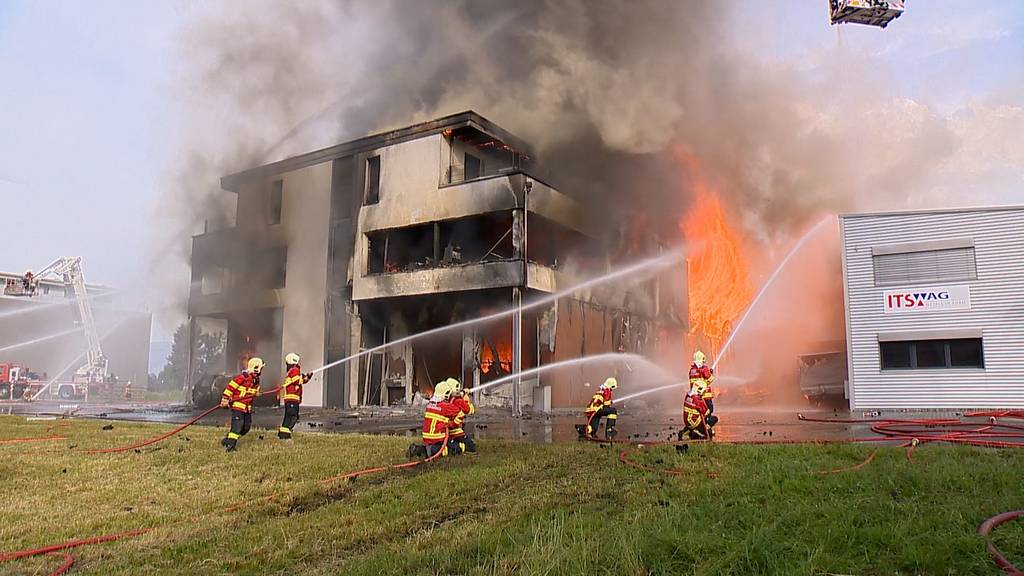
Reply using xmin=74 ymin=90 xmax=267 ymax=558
xmin=872 ymin=240 xmax=976 ymax=287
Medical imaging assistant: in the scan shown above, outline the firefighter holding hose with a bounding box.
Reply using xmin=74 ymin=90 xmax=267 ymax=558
xmin=220 ymin=357 xmax=263 ymax=452
xmin=680 ymin=350 xmax=718 ymax=440
xmin=447 ymin=378 xmax=477 ymax=453
xmin=576 ymin=377 xmax=618 ymax=439
xmin=407 ymin=379 xmax=465 ymax=459
xmin=278 ymin=352 xmax=311 ymax=440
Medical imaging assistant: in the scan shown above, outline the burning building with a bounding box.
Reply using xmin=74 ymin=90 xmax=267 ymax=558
xmin=187 ymin=111 xmax=686 ymax=411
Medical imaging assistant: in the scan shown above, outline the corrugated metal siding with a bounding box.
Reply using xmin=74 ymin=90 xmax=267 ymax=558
xmin=841 ymin=209 xmax=1024 ymax=409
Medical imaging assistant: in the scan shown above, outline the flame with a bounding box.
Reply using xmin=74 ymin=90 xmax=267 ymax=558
xmin=679 ymin=156 xmax=754 ymax=360
xmin=480 ymin=343 xmax=513 ymax=375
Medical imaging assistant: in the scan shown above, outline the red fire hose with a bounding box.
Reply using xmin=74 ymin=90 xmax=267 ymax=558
xmin=0 ymin=435 xmax=67 ymax=445
xmin=86 ymin=387 xmax=281 ymax=455
xmin=979 ymin=510 xmax=1024 ymax=575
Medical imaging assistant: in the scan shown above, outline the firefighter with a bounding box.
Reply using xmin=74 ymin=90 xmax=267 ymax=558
xmin=680 ymin=388 xmax=713 ymax=440
xmin=278 ymin=352 xmax=311 ymax=440
xmin=220 ymin=357 xmax=263 ymax=452
xmin=690 ymin=350 xmax=716 ymax=416
xmin=447 ymin=378 xmax=477 ymax=453
xmin=407 ymin=379 xmax=464 ymax=459
xmin=575 ymin=377 xmax=618 ymax=439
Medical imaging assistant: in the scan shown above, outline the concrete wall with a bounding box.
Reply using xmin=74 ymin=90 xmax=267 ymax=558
xmin=277 ymin=162 xmax=333 ymax=407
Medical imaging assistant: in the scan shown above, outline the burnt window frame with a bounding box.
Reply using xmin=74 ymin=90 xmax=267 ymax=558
xmin=364 ymin=155 xmax=381 ymax=205
xmin=879 ymin=338 xmax=984 ymax=370
xmin=269 ymin=180 xmax=283 ymax=225
xmin=464 ymin=152 xmax=482 ymax=181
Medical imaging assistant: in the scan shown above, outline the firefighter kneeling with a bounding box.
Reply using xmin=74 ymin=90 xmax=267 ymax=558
xmin=221 ymin=357 xmax=263 ymax=452
xmin=447 ymin=378 xmax=477 ymax=453
xmin=407 ymin=379 xmax=466 ymax=459
xmin=575 ymin=377 xmax=618 ymax=439
xmin=278 ymin=352 xmax=311 ymax=440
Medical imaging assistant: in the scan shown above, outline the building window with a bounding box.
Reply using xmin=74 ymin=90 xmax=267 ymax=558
xmin=269 ymin=180 xmax=283 ymax=225
xmin=873 ymin=247 xmax=976 ymax=287
xmin=464 ymin=153 xmax=482 ymax=180
xmin=879 ymin=338 xmax=983 ymax=370
xmin=365 ymin=156 xmax=381 ymax=205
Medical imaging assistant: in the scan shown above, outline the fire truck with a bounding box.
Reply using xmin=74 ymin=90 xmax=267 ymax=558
xmin=3 ymin=257 xmax=114 ymax=401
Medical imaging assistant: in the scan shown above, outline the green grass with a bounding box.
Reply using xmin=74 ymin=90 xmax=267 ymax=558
xmin=1 ymin=415 xmax=1023 ymax=575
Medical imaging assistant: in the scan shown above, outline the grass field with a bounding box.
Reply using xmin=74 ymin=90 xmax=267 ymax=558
xmin=1 ymin=415 xmax=1023 ymax=575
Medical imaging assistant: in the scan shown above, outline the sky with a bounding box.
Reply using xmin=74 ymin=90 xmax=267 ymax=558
xmin=0 ymin=0 xmax=1022 ymax=338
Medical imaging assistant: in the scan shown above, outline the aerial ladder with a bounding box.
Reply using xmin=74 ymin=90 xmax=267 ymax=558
xmin=829 ymin=0 xmax=904 ymax=28
xmin=7 ymin=258 xmax=110 ymax=398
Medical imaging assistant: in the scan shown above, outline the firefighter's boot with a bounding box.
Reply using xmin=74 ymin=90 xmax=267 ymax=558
xmin=605 ymin=416 xmax=618 ymax=440
xmin=574 ymin=424 xmax=587 ymax=438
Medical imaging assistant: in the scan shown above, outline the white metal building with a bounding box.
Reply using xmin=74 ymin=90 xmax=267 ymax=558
xmin=841 ymin=206 xmax=1024 ymax=409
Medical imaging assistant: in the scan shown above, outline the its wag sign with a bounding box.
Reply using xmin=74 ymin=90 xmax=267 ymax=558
xmin=882 ymin=285 xmax=971 ymax=314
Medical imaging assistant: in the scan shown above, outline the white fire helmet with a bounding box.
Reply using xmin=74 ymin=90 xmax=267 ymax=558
xmin=601 ymin=377 xmax=618 ymax=390
xmin=246 ymin=357 xmax=265 ymax=374
xmin=693 ymin=350 xmax=706 ymax=367
xmin=432 ymin=379 xmax=454 ymax=402
xmin=285 ymin=352 xmax=300 ymax=366
xmin=446 ymin=377 xmax=462 ymax=394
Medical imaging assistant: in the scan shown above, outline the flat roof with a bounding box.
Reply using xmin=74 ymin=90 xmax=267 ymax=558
xmin=840 ymin=204 xmax=1024 ymax=219
xmin=221 ymin=110 xmax=533 ymax=192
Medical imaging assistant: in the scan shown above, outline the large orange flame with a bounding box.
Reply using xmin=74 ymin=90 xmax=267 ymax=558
xmin=679 ymin=160 xmax=754 ymax=361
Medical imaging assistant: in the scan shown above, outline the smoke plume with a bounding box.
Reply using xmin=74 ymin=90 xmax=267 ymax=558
xmin=159 ymin=1 xmax=1024 ymax=395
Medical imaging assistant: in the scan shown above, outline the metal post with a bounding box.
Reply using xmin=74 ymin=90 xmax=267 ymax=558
xmin=184 ymin=316 xmax=196 ymax=406
xmin=512 ymin=287 xmax=522 ymax=416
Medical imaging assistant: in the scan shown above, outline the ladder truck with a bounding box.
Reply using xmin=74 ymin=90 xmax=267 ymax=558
xmin=4 ymin=257 xmax=112 ymax=400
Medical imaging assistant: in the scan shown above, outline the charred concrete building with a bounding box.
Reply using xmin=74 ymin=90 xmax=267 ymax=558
xmin=188 ymin=112 xmax=685 ymax=411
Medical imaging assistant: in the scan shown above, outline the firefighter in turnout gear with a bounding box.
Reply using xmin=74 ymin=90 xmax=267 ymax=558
xmin=278 ymin=352 xmax=311 ymax=440
xmin=407 ymin=379 xmax=465 ymax=459
xmin=689 ymin=350 xmax=716 ymax=413
xmin=447 ymin=378 xmax=477 ymax=453
xmin=680 ymin=350 xmax=718 ymax=440
xmin=575 ymin=377 xmax=618 ymax=439
xmin=220 ymin=357 xmax=263 ymax=452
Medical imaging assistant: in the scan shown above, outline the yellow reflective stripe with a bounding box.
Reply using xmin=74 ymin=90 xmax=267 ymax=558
xmin=283 ymin=394 xmax=301 ymax=402
xmin=227 ymin=432 xmax=240 ymax=439
xmin=278 ymin=426 xmax=290 ymax=433
xmin=466 ymin=402 xmax=476 ymax=415
xmin=423 ymin=432 xmax=446 ymax=440
xmin=424 ymin=413 xmax=449 ymax=423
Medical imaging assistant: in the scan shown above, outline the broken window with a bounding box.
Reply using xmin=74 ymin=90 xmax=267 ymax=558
xmin=269 ymin=180 xmax=283 ymax=225
xmin=526 ymin=214 xmax=586 ymax=269
xmin=441 ymin=126 xmax=526 ymax=185
xmin=464 ymin=153 xmax=482 ymax=180
xmin=364 ymin=155 xmax=381 ymax=205
xmin=366 ymin=213 xmax=516 ymax=275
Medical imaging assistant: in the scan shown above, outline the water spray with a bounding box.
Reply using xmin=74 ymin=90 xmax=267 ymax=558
xmin=613 ymin=217 xmax=833 ymax=405
xmin=29 ymin=318 xmax=129 ymax=401
xmin=711 ymin=216 xmax=833 ymax=369
xmin=0 ymin=327 xmax=84 ymax=354
xmin=310 ymin=249 xmax=686 ymax=376
xmin=465 ymin=352 xmax=672 ymax=394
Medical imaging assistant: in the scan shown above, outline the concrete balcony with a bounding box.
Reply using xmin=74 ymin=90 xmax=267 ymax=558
xmin=353 ymin=260 xmax=525 ymax=301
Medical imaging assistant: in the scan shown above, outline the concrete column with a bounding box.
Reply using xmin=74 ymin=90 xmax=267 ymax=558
xmin=512 ymin=287 xmax=522 ymax=416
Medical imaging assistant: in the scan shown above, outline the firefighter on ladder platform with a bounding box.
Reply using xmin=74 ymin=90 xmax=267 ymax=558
xmin=447 ymin=378 xmax=477 ymax=453
xmin=680 ymin=350 xmax=719 ymax=440
xmin=220 ymin=357 xmax=263 ymax=452
xmin=575 ymin=377 xmax=618 ymax=439
xmin=278 ymin=352 xmax=311 ymax=440
xmin=407 ymin=379 xmax=465 ymax=459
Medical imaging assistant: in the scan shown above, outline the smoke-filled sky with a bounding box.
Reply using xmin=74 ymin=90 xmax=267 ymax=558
xmin=1 ymin=0 xmax=1022 ymax=338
